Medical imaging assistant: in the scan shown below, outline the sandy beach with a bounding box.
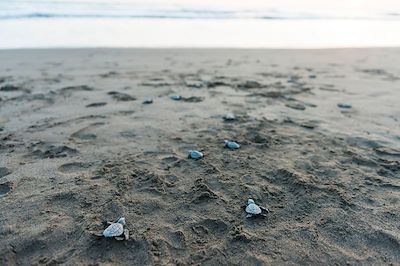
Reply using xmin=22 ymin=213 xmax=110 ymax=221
xmin=0 ymin=48 xmax=399 ymax=265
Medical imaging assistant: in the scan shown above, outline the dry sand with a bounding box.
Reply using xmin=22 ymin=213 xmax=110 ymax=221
xmin=0 ymin=48 xmax=399 ymax=265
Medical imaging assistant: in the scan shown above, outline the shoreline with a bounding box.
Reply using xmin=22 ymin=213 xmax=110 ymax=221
xmin=2 ymin=47 xmax=400 ymax=50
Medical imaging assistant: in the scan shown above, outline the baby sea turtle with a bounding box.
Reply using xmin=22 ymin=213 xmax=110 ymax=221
xmin=245 ymin=199 xmax=269 ymax=218
xmin=224 ymin=140 xmax=240 ymax=149
xmin=188 ymin=150 xmax=203 ymax=159
xmin=223 ymin=113 xmax=236 ymax=121
xmin=142 ymin=98 xmax=153 ymax=104
xmin=170 ymin=95 xmax=182 ymax=101
xmin=99 ymin=217 xmax=129 ymax=240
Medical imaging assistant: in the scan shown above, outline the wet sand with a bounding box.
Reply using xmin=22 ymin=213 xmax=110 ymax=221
xmin=0 ymin=48 xmax=399 ymax=265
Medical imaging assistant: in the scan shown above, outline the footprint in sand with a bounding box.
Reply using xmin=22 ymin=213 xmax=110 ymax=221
xmin=191 ymin=218 xmax=229 ymax=242
xmin=107 ymin=91 xmax=136 ymax=101
xmin=181 ymin=96 xmax=204 ymax=103
xmin=58 ymin=162 xmax=92 ymax=173
xmin=285 ymin=102 xmax=306 ymax=111
xmin=71 ymin=130 xmax=97 ymax=140
xmin=165 ymin=230 xmax=186 ymax=249
xmin=60 ymin=85 xmax=94 ymax=93
xmin=161 ymin=156 xmax=179 ymax=164
xmin=191 ymin=179 xmax=219 ymax=204
xmin=1 ymin=85 xmax=19 ymax=91
xmin=374 ymin=147 xmax=400 ymax=158
xmin=0 ymin=182 xmax=12 ymax=197
xmin=0 ymin=167 xmax=11 ymax=178
xmin=119 ymin=130 xmax=137 ymax=138
xmin=70 ymin=122 xmax=104 ymax=141
xmin=86 ymin=102 xmax=107 ymax=108
xmin=99 ymin=71 xmax=118 ymax=78
xmin=28 ymin=142 xmax=78 ymax=159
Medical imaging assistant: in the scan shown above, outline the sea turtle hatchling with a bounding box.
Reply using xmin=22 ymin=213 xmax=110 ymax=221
xmin=223 ymin=113 xmax=236 ymax=121
xmin=98 ymin=217 xmax=129 ymax=240
xmin=224 ymin=140 xmax=240 ymax=149
xmin=142 ymin=98 xmax=153 ymax=104
xmin=245 ymin=199 xmax=269 ymax=218
xmin=170 ymin=95 xmax=182 ymax=101
xmin=188 ymin=150 xmax=203 ymax=159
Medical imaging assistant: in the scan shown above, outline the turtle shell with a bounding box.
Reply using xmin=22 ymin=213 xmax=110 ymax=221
xmin=171 ymin=95 xmax=182 ymax=101
xmin=225 ymin=141 xmax=240 ymax=149
xmin=143 ymin=98 xmax=153 ymax=104
xmin=103 ymin=222 xmax=124 ymax=237
xmin=246 ymin=203 xmax=262 ymax=215
xmin=223 ymin=114 xmax=236 ymax=121
xmin=188 ymin=150 xmax=203 ymax=159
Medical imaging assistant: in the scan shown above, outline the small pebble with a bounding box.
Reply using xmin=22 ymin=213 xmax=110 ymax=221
xmin=337 ymin=103 xmax=352 ymax=109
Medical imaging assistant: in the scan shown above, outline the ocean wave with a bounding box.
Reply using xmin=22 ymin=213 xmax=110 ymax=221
xmin=0 ymin=1 xmax=399 ymax=20
xmin=1 ymin=12 xmax=400 ymax=20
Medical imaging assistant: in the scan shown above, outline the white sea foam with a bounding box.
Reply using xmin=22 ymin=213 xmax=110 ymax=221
xmin=1 ymin=0 xmax=399 ymax=20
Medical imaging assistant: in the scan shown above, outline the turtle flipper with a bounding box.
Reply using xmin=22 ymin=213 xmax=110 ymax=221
xmin=256 ymin=213 xmax=268 ymax=219
xmin=124 ymin=229 xmax=129 ymax=240
xmin=101 ymin=221 xmax=109 ymax=227
xmin=246 ymin=214 xmax=252 ymax=218
xmin=260 ymin=206 xmax=270 ymax=213
xmin=94 ymin=231 xmax=104 ymax=237
xmin=114 ymin=229 xmax=129 ymax=241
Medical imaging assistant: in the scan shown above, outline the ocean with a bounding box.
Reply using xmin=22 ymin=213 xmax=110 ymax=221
xmin=1 ymin=0 xmax=400 ymax=48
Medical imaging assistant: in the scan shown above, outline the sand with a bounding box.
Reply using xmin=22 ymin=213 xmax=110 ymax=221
xmin=0 ymin=48 xmax=399 ymax=265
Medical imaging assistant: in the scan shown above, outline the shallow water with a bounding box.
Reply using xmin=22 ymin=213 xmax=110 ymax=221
xmin=1 ymin=0 xmax=400 ymax=48
xmin=1 ymin=18 xmax=400 ymax=48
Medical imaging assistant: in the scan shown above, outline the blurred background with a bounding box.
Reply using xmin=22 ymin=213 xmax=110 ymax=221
xmin=1 ymin=0 xmax=400 ymax=48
